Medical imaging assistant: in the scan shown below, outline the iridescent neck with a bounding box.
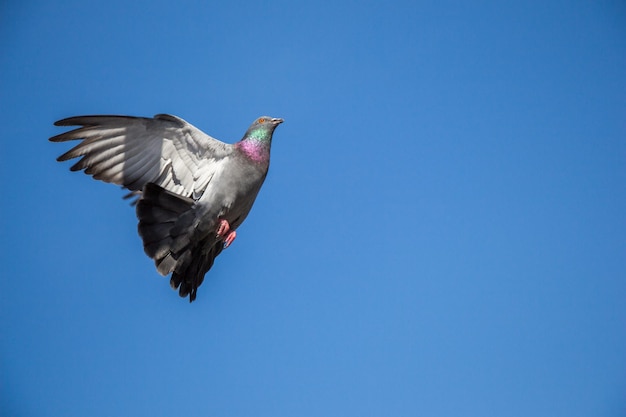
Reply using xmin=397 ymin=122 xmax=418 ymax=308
xmin=236 ymin=136 xmax=270 ymax=163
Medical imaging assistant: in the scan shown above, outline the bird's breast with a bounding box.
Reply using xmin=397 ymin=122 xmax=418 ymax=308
xmin=196 ymin=156 xmax=268 ymax=230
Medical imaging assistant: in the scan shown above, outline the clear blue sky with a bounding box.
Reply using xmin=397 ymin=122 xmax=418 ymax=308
xmin=1 ymin=0 xmax=625 ymax=416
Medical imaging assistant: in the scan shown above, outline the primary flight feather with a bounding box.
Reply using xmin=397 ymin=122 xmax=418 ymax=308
xmin=50 ymin=114 xmax=284 ymax=302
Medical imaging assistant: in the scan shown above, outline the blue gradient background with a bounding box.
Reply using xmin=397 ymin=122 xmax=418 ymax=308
xmin=1 ymin=1 xmax=625 ymax=416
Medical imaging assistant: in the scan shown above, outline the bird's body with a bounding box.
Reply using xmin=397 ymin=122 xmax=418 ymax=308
xmin=51 ymin=114 xmax=283 ymax=301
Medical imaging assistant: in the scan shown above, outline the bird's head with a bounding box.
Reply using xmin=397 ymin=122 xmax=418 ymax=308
xmin=237 ymin=116 xmax=283 ymax=161
xmin=243 ymin=116 xmax=284 ymax=142
xmin=253 ymin=116 xmax=283 ymax=129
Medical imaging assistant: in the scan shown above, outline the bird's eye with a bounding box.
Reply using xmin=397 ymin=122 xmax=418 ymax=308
xmin=258 ymin=117 xmax=266 ymax=124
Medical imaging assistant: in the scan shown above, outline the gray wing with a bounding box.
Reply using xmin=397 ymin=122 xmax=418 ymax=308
xmin=50 ymin=114 xmax=232 ymax=199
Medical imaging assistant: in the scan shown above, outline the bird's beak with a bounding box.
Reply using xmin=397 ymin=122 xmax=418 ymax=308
xmin=271 ymin=118 xmax=284 ymax=125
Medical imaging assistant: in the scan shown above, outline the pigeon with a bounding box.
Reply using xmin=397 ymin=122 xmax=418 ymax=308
xmin=50 ymin=114 xmax=284 ymax=302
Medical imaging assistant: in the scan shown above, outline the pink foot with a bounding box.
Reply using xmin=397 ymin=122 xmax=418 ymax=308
xmin=223 ymin=230 xmax=237 ymax=248
xmin=216 ymin=219 xmax=230 ymax=237
xmin=216 ymin=219 xmax=237 ymax=248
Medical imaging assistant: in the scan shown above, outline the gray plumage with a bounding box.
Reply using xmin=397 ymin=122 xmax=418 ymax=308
xmin=51 ymin=114 xmax=283 ymax=302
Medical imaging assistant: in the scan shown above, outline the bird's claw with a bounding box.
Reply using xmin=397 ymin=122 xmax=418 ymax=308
xmin=216 ymin=219 xmax=237 ymax=248
xmin=223 ymin=231 xmax=237 ymax=248
xmin=216 ymin=219 xmax=230 ymax=237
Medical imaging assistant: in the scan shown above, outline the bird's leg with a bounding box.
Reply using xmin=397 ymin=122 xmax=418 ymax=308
xmin=216 ymin=219 xmax=230 ymax=236
xmin=216 ymin=219 xmax=237 ymax=248
xmin=223 ymin=230 xmax=237 ymax=248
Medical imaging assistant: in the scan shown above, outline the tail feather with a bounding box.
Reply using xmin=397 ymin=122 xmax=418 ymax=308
xmin=136 ymin=183 xmax=222 ymax=302
xmin=170 ymin=241 xmax=223 ymax=301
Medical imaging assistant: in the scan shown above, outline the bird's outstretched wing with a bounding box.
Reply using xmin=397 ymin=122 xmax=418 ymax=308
xmin=50 ymin=114 xmax=231 ymax=199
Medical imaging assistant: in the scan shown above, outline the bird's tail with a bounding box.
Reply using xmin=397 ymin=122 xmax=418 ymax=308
xmin=136 ymin=183 xmax=222 ymax=302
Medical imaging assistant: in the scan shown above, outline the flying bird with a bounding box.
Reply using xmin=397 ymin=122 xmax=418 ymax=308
xmin=50 ymin=114 xmax=284 ymax=302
